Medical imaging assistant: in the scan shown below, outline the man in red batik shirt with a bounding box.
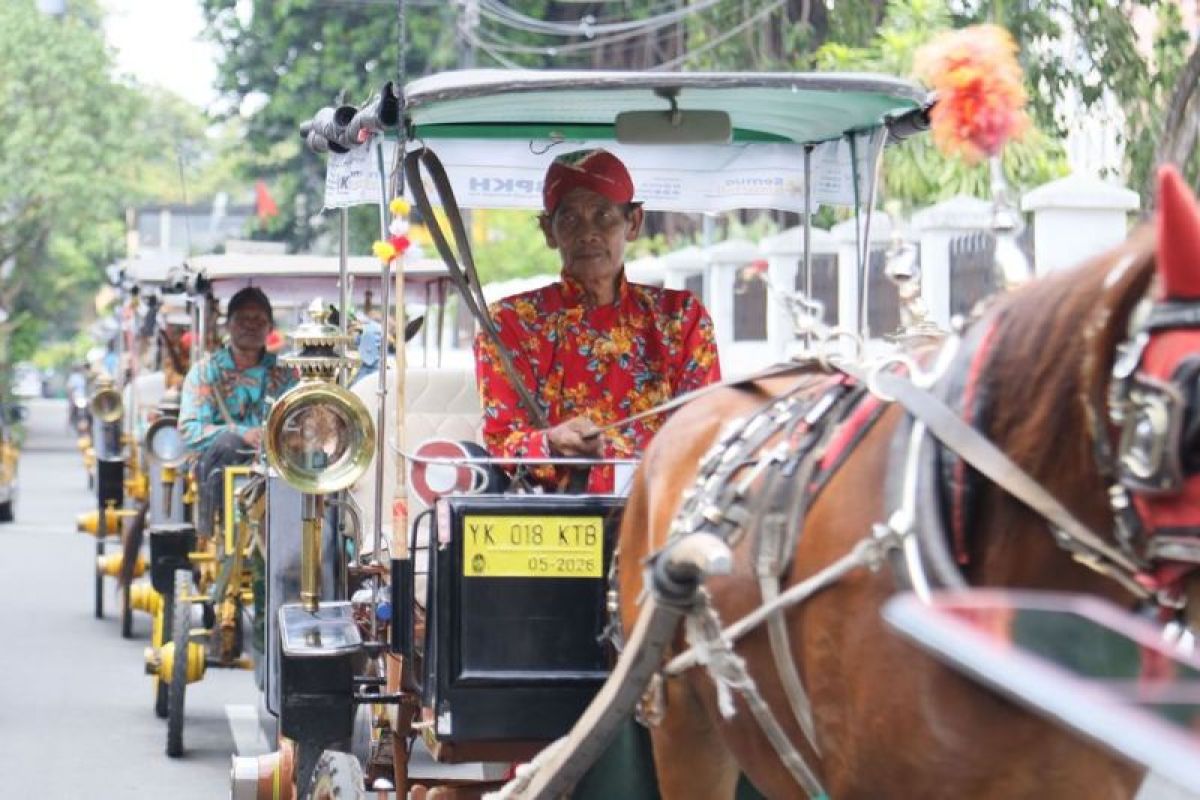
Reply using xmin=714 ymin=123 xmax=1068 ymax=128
xmin=474 ymin=148 xmax=721 ymax=493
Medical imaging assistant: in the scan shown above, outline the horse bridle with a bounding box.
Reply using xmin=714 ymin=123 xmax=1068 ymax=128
xmin=1085 ymin=293 xmax=1200 ymax=605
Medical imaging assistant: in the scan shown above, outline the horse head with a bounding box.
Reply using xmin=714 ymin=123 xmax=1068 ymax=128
xmin=1105 ymin=166 xmax=1200 ymax=616
xmin=971 ymin=166 xmax=1200 ymax=616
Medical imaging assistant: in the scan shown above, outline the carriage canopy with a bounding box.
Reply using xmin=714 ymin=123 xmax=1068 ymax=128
xmin=398 ymin=69 xmax=930 ymax=214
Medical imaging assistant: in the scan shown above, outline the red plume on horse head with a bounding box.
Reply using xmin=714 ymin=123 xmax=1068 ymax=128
xmin=1156 ymin=165 xmax=1200 ymax=300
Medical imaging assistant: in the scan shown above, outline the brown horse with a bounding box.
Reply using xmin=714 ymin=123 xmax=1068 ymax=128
xmin=617 ymin=172 xmax=1200 ymax=799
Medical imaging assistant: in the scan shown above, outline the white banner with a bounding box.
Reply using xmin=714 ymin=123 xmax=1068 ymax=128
xmin=324 ymin=139 xmax=398 ymax=209
xmin=402 ymin=138 xmax=876 ymax=213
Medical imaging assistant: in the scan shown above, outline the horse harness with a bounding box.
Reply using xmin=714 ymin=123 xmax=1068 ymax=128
xmin=643 ymin=317 xmax=1183 ymax=798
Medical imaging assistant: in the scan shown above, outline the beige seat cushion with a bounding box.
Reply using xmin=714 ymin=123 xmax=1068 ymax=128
xmin=350 ymin=366 xmax=482 ymax=557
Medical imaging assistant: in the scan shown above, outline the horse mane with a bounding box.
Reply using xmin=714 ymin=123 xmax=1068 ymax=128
xmin=974 ymin=225 xmax=1156 ymax=513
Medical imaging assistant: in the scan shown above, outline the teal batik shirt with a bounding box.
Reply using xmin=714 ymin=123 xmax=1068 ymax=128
xmin=179 ymin=346 xmax=298 ymax=453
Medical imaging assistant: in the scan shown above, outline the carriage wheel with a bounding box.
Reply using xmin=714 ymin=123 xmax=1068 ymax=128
xmin=120 ymin=585 xmax=133 ymax=638
xmin=154 ymin=677 xmax=168 ymax=719
xmin=152 ymin=590 xmax=171 ymax=719
xmin=166 ymin=569 xmax=191 ymax=757
xmin=306 ymin=750 xmax=364 ymax=800
xmin=94 ymin=538 xmax=105 ymax=619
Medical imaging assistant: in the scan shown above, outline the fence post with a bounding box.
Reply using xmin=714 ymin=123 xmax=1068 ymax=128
xmin=758 ymin=225 xmax=836 ymax=361
xmin=703 ymin=239 xmax=761 ymax=372
xmin=832 ymin=212 xmax=892 ymax=340
xmin=1020 ymin=174 xmax=1140 ymax=275
xmin=662 ymin=246 xmax=706 ymax=294
xmin=911 ymin=195 xmax=993 ymax=328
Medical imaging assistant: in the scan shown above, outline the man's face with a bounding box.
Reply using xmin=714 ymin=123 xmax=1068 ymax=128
xmin=540 ymin=188 xmax=643 ymax=286
xmin=228 ymin=305 xmax=271 ymax=352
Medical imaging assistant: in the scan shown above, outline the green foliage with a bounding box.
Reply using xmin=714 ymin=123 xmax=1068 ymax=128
xmin=964 ymin=0 xmax=1197 ymax=198
xmin=123 ymin=88 xmax=251 ymax=205
xmin=0 ymin=0 xmax=142 ymax=381
xmin=200 ymin=0 xmax=459 ymax=251
xmin=469 ymin=211 xmax=562 ymax=282
xmin=30 ymin=334 xmax=92 ymax=374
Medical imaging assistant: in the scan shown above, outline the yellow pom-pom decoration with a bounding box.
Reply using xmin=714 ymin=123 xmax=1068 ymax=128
xmin=389 ymin=198 xmax=411 ymax=217
xmin=372 ymin=240 xmax=397 ymax=263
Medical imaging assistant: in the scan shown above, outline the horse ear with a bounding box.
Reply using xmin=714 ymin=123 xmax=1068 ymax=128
xmin=1156 ymin=165 xmax=1200 ymax=300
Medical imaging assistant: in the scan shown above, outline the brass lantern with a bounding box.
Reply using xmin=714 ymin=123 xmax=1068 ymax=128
xmin=265 ymin=301 xmax=375 ymax=495
xmin=89 ymin=374 xmax=124 ymax=423
xmin=144 ymin=389 xmax=186 ymax=468
xmin=264 ymin=300 xmax=374 ymax=612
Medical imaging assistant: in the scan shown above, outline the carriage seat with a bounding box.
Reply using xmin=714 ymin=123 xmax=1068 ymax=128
xmin=349 ymin=366 xmax=483 ymax=556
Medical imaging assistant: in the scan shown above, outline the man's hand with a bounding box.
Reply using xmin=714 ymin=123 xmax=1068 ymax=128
xmin=547 ymin=416 xmax=604 ymax=458
xmin=242 ymin=427 xmax=263 ymax=448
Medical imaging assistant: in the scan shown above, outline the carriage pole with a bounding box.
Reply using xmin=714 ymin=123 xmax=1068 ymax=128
xmin=856 ymin=127 xmax=889 ymax=339
xmin=802 ymin=144 xmax=813 ymax=347
xmin=371 ymin=136 xmax=398 ymax=633
xmin=338 ymin=208 xmax=349 ymax=348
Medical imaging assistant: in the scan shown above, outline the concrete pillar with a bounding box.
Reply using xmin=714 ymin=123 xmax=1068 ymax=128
xmin=702 ymin=239 xmax=761 ymax=373
xmin=1021 ymin=174 xmax=1140 ymax=275
xmin=661 ymin=246 xmax=706 ymax=295
xmin=911 ymin=195 xmax=993 ymax=328
xmin=758 ymin=225 xmax=837 ymax=359
xmin=831 ymin=211 xmax=892 ymax=339
xmin=624 ymin=254 xmax=665 ymax=287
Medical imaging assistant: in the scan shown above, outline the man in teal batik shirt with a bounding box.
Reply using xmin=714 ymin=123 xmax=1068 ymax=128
xmin=179 ymin=286 xmax=297 ymax=534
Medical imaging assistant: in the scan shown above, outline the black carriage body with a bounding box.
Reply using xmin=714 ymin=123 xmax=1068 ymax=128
xmin=96 ymin=456 xmax=125 ymax=509
xmin=264 ymin=475 xmax=346 ymax=715
xmin=277 ymin=602 xmax=362 ymax=744
xmin=424 ymin=493 xmax=624 ymax=743
xmin=148 ymin=523 xmax=197 ymax=594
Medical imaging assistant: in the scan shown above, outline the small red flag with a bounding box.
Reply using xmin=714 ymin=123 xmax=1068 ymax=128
xmin=255 ymin=180 xmax=279 ymax=221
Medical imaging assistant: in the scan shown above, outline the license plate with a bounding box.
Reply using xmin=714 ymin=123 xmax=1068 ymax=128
xmin=462 ymin=515 xmax=604 ymax=578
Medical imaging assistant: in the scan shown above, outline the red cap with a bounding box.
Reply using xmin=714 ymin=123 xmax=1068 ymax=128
xmin=543 ymin=149 xmax=635 ymax=214
xmin=1156 ymin=165 xmax=1200 ymax=300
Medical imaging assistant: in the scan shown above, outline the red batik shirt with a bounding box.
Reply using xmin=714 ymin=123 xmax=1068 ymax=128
xmin=474 ymin=271 xmax=721 ymax=493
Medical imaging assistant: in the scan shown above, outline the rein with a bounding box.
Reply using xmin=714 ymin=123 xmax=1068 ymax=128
xmin=404 ymin=147 xmax=549 ymax=429
xmin=839 ymin=359 xmax=1149 ymax=597
xmin=647 ymin=335 xmax=1160 ymax=799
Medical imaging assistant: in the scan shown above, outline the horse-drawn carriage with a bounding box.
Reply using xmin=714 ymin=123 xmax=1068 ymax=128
xmin=39 ymin=47 xmax=1187 ymax=797
xmin=74 ymin=254 xmax=187 ymax=634
xmin=221 ymin=66 xmax=951 ymax=800
xmin=129 ymin=251 xmax=452 ymax=758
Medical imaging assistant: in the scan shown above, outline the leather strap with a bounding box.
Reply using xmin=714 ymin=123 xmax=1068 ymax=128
xmin=404 ymin=147 xmax=549 ymax=428
xmin=839 ymin=362 xmax=1143 ymax=577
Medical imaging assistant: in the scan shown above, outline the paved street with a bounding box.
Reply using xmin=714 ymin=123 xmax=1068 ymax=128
xmin=0 ymin=398 xmax=264 ymax=799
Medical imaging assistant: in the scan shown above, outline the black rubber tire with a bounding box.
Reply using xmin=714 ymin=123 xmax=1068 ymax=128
xmin=120 ymin=585 xmax=133 ymax=638
xmin=153 ymin=593 xmax=171 ymax=719
xmin=94 ymin=539 xmax=104 ymax=620
xmin=0 ymin=500 xmax=13 ymax=523
xmin=166 ymin=569 xmax=190 ymax=757
xmin=154 ymin=677 xmax=168 ymax=719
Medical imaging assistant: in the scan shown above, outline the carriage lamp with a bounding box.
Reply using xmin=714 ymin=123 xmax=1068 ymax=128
xmin=89 ymin=375 xmax=123 ymax=424
xmin=265 ymin=300 xmax=375 ymax=613
xmin=145 ymin=411 xmax=187 ymax=518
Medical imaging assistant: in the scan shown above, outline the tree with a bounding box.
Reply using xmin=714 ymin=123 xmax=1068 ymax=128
xmin=959 ymin=0 xmax=1198 ymax=204
xmin=0 ymin=0 xmax=145 ymax=380
xmin=200 ymin=0 xmax=460 ymax=253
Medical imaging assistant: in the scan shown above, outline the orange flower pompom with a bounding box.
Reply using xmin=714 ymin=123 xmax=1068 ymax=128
xmin=914 ymin=24 xmax=1029 ymax=163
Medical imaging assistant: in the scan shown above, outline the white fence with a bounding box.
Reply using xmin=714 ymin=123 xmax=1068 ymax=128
xmin=621 ymin=172 xmax=1142 ymax=378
